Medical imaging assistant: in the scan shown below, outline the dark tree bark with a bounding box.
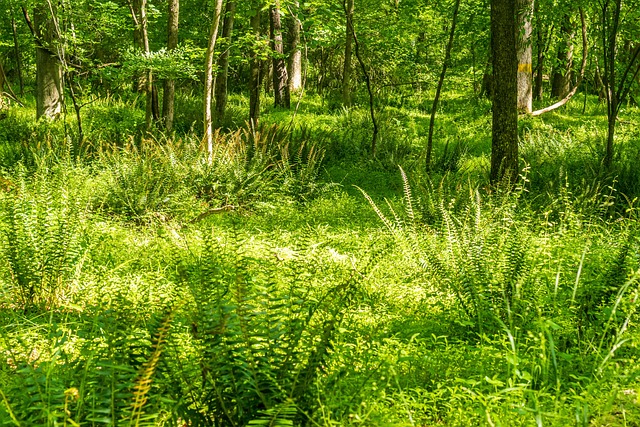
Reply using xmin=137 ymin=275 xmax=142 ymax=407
xmin=249 ymin=5 xmax=262 ymax=126
xmin=34 ymin=3 xmax=63 ymax=120
xmin=270 ymin=0 xmax=290 ymax=108
xmin=163 ymin=0 xmax=179 ymax=132
xmin=287 ymin=0 xmax=302 ymax=93
xmin=215 ymin=1 xmax=236 ymax=125
xmin=516 ymin=0 xmax=534 ymax=113
xmin=344 ymin=0 xmax=378 ymax=155
xmin=342 ymin=0 xmax=354 ymax=106
xmin=601 ymin=0 xmax=640 ymax=168
xmin=551 ymin=14 xmax=574 ymax=99
xmin=490 ymin=0 xmax=519 ymax=184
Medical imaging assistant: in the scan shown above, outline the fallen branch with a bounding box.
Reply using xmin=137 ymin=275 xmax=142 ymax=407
xmin=189 ymin=205 xmax=237 ymax=223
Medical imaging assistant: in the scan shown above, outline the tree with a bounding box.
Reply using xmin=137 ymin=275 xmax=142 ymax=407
xmin=163 ymin=0 xmax=179 ymax=132
xmin=127 ymin=0 xmax=154 ymax=132
xmin=342 ymin=0 xmax=354 ymax=106
xmin=516 ymin=0 xmax=534 ymax=113
xmin=215 ymin=1 xmax=236 ymax=125
xmin=33 ymin=2 xmax=63 ymax=120
xmin=600 ymin=0 xmax=640 ymax=168
xmin=425 ymin=0 xmax=461 ymax=170
xmin=287 ymin=0 xmax=302 ymax=92
xmin=249 ymin=2 xmax=262 ymax=126
xmin=203 ymin=0 xmax=225 ymax=157
xmin=551 ymin=14 xmax=574 ymax=99
xmin=490 ymin=0 xmax=519 ymax=184
xmin=270 ymin=0 xmax=290 ymax=108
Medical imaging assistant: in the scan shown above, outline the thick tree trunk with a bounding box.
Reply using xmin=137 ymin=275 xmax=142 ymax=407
xmin=287 ymin=0 xmax=302 ymax=93
xmin=270 ymin=1 xmax=290 ymax=108
xmin=249 ymin=6 xmax=262 ymax=126
xmin=203 ymin=0 xmax=225 ymax=157
xmin=342 ymin=0 xmax=354 ymax=106
xmin=163 ymin=0 xmax=179 ymax=132
xmin=551 ymin=14 xmax=574 ymax=99
xmin=215 ymin=1 xmax=236 ymax=125
xmin=516 ymin=0 xmax=534 ymax=113
xmin=490 ymin=0 xmax=519 ymax=184
xmin=34 ymin=4 xmax=63 ymax=120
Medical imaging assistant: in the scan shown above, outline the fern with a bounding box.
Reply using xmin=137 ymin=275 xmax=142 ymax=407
xmin=361 ymin=169 xmax=535 ymax=334
xmin=128 ymin=304 xmax=178 ymax=426
xmin=0 ymin=172 xmax=87 ymax=309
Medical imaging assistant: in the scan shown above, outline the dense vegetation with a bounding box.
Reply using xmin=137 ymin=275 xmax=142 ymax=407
xmin=1 ymin=0 xmax=640 ymax=425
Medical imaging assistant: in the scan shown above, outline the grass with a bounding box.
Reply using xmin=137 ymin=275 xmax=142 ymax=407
xmin=0 ymin=89 xmax=639 ymax=426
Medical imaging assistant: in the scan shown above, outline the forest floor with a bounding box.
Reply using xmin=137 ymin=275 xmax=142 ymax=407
xmin=0 ymin=92 xmax=639 ymax=426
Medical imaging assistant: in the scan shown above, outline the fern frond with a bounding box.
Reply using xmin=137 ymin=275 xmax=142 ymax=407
xmin=399 ymin=166 xmax=415 ymax=225
xmin=129 ymin=305 xmax=178 ymax=427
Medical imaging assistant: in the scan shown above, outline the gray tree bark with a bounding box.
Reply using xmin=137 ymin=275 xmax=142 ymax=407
xmin=270 ymin=0 xmax=290 ymax=108
xmin=34 ymin=3 xmax=63 ymax=120
xmin=516 ymin=0 xmax=534 ymax=113
xmin=215 ymin=1 xmax=236 ymax=125
xmin=163 ymin=0 xmax=179 ymax=132
xmin=287 ymin=0 xmax=302 ymax=92
xmin=203 ymin=0 xmax=225 ymax=157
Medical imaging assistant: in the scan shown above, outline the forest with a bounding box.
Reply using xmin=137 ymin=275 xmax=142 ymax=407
xmin=0 ymin=0 xmax=640 ymax=425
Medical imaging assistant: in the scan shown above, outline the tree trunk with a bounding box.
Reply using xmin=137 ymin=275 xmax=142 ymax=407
xmin=342 ymin=0 xmax=354 ymax=106
xmin=203 ymin=0 xmax=225 ymax=157
xmin=249 ymin=6 xmax=262 ymax=126
xmin=533 ymin=17 xmax=545 ymax=101
xmin=34 ymin=3 xmax=63 ymax=120
xmin=426 ymin=0 xmax=461 ymax=170
xmin=162 ymin=0 xmax=179 ymax=132
xmin=270 ymin=1 xmax=290 ymax=108
xmin=516 ymin=0 xmax=534 ymax=113
xmin=128 ymin=0 xmax=153 ymax=131
xmin=490 ymin=0 xmax=518 ymax=184
xmin=551 ymin=14 xmax=574 ymax=99
xmin=215 ymin=1 xmax=236 ymax=125
xmin=287 ymin=0 xmax=302 ymax=93
xmin=11 ymin=13 xmax=25 ymax=96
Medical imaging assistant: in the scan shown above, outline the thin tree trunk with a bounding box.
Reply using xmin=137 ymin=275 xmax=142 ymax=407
xmin=490 ymin=0 xmax=518 ymax=184
xmin=531 ymin=9 xmax=587 ymax=116
xmin=270 ymin=0 xmax=290 ymax=108
xmin=163 ymin=0 xmax=179 ymax=132
xmin=516 ymin=0 xmax=534 ymax=113
xmin=203 ymin=0 xmax=225 ymax=157
xmin=11 ymin=14 xmax=24 ymax=96
xmin=215 ymin=1 xmax=236 ymax=125
xmin=287 ymin=0 xmax=302 ymax=93
xmin=128 ymin=0 xmax=153 ymax=131
xmin=249 ymin=6 xmax=261 ymax=126
xmin=344 ymin=0 xmax=378 ymax=155
xmin=342 ymin=0 xmax=354 ymax=106
xmin=426 ymin=0 xmax=461 ymax=170
xmin=533 ymin=19 xmax=544 ymax=101
xmin=551 ymin=14 xmax=574 ymax=99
